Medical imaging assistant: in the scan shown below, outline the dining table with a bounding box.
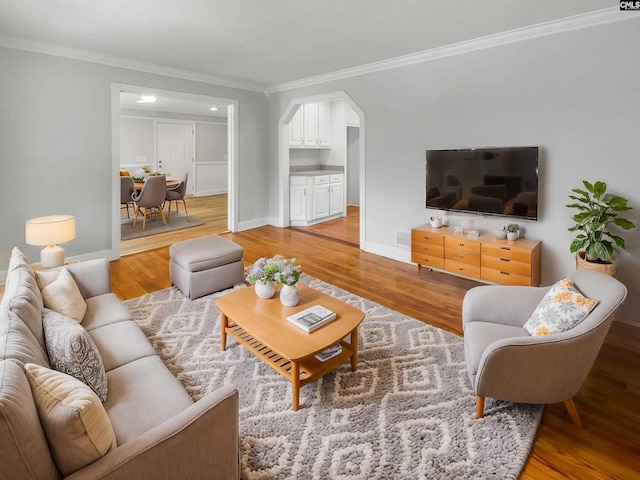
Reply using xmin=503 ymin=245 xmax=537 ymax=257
xmin=133 ymin=177 xmax=179 ymax=191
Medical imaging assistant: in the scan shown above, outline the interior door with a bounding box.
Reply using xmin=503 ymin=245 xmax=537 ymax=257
xmin=157 ymin=122 xmax=193 ymax=190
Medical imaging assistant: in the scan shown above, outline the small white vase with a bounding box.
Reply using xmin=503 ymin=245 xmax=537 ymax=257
xmin=507 ymin=231 xmax=519 ymax=241
xmin=254 ymin=281 xmax=275 ymax=299
xmin=279 ymin=284 xmax=299 ymax=307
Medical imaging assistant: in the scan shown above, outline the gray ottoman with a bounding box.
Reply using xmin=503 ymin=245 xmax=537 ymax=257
xmin=170 ymin=235 xmax=244 ymax=299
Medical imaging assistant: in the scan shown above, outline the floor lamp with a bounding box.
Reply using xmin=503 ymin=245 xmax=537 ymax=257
xmin=25 ymin=215 xmax=76 ymax=268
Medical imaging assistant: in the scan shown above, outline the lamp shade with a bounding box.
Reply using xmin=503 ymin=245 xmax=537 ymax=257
xmin=25 ymin=215 xmax=76 ymax=246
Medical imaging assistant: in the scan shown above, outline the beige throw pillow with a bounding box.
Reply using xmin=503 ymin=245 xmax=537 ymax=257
xmin=36 ymin=268 xmax=87 ymax=322
xmin=43 ymin=309 xmax=108 ymax=401
xmin=24 ymin=363 xmax=116 ymax=476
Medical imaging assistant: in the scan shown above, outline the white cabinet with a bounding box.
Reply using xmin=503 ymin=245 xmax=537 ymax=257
xmin=289 ymin=173 xmax=344 ymax=226
xmin=289 ymin=102 xmax=331 ymax=148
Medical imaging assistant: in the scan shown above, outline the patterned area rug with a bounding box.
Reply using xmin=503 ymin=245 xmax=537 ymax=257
xmin=120 ymin=214 xmax=204 ymax=240
xmin=124 ymin=274 xmax=542 ymax=479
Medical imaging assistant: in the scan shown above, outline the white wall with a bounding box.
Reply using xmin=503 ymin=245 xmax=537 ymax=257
xmin=0 ymin=46 xmax=268 ymax=277
xmin=268 ymin=17 xmax=640 ymax=323
xmin=120 ymin=117 xmax=155 ymax=169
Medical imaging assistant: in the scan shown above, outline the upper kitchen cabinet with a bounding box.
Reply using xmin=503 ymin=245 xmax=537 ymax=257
xmin=289 ymin=102 xmax=331 ymax=148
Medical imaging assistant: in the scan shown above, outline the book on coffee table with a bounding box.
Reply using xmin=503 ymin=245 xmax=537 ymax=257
xmin=314 ymin=344 xmax=343 ymax=362
xmin=287 ymin=305 xmax=336 ymax=333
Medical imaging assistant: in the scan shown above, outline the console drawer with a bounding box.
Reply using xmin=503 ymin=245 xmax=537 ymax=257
xmin=445 ymin=259 xmax=481 ymax=279
xmin=411 ymin=253 xmax=445 ymax=270
xmin=411 ymin=242 xmax=444 ymax=258
xmin=482 ymin=243 xmax=532 ymax=263
xmin=445 ymin=249 xmax=480 ymax=266
xmin=411 ymin=230 xmax=444 ymax=247
xmin=445 ymin=237 xmax=481 ymax=254
xmin=481 ymin=255 xmax=531 ymax=276
xmin=481 ymin=268 xmax=532 ymax=286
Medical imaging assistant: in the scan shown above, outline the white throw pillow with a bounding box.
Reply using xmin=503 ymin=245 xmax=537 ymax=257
xmin=24 ymin=363 xmax=116 ymax=476
xmin=36 ymin=268 xmax=87 ymax=322
xmin=523 ymin=277 xmax=598 ymax=336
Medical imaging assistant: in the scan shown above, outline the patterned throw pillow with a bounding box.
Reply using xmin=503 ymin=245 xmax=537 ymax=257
xmin=24 ymin=363 xmax=116 ymax=477
xmin=36 ymin=268 xmax=87 ymax=322
xmin=523 ymin=278 xmax=598 ymax=336
xmin=42 ymin=309 xmax=108 ymax=401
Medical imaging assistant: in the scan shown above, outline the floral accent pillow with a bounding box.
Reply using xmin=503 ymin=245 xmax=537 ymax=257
xmin=523 ymin=278 xmax=598 ymax=336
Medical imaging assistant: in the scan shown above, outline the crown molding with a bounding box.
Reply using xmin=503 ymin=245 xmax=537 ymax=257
xmin=0 ymin=34 xmax=266 ymax=93
xmin=266 ymin=7 xmax=626 ymax=94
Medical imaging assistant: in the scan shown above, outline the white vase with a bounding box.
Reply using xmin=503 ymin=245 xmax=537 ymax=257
xmin=254 ymin=281 xmax=275 ymax=299
xmin=507 ymin=231 xmax=519 ymax=241
xmin=279 ymin=284 xmax=299 ymax=307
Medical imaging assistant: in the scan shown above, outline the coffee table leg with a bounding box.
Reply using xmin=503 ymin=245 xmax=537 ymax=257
xmin=291 ymin=361 xmax=300 ymax=411
xmin=350 ymin=327 xmax=358 ymax=371
xmin=220 ymin=312 xmax=228 ymax=351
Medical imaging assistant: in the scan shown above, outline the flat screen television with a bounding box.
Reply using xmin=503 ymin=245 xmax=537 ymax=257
xmin=426 ymin=146 xmax=539 ymax=221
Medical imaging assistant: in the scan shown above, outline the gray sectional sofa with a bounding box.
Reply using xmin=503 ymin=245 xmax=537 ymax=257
xmin=0 ymin=248 xmax=239 ymax=479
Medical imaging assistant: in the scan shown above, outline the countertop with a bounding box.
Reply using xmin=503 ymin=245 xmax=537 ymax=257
xmin=289 ymin=169 xmax=343 ymax=177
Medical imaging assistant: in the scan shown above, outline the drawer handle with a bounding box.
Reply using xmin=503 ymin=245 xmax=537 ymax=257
xmin=423 ymin=236 xmax=430 ymax=240
xmin=424 ymin=247 xmax=429 ymax=251
xmin=500 ymin=271 xmax=511 ymax=276
xmin=458 ymin=255 xmax=464 ymax=259
xmin=458 ymin=267 xmax=464 ymax=271
xmin=500 ymin=258 xmax=510 ymax=262
xmin=459 ymin=242 xmax=465 ymax=247
xmin=500 ymin=246 xmax=511 ymax=251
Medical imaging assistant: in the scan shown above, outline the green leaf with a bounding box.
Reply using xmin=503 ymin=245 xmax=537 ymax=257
xmin=614 ymin=217 xmax=636 ymax=230
xmin=570 ymin=188 xmax=589 ymax=198
xmin=587 ymin=242 xmax=612 ymax=263
xmin=608 ymin=233 xmax=626 ymax=249
xmin=565 ymin=202 xmax=589 ymax=210
xmin=570 ymin=237 xmax=588 ymax=253
xmin=592 ymin=181 xmax=607 ymax=197
xmin=609 ymin=196 xmax=632 ymax=211
xmin=582 ymin=181 xmax=594 ymax=193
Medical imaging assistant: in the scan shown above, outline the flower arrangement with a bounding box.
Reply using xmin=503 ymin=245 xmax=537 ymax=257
xmin=246 ymin=257 xmax=283 ymax=285
xmin=245 ymin=256 xmax=302 ymax=286
xmin=273 ymin=258 xmax=302 ymax=286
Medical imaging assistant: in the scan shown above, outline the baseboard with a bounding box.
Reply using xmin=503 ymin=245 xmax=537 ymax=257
xmin=363 ymin=240 xmax=411 ymax=264
xmin=236 ymin=217 xmax=270 ymax=232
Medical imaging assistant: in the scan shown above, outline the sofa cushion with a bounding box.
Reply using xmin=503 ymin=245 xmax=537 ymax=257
xmin=36 ymin=268 xmax=88 ymax=322
xmin=82 ymin=293 xmax=132 ymax=332
xmin=0 ymin=360 xmax=58 ymax=480
xmin=104 ymin=355 xmax=193 ymax=445
xmin=88 ymin=321 xmax=156 ymax=372
xmin=24 ymin=363 xmax=117 ymax=477
xmin=0 ymin=309 xmax=50 ymax=367
xmin=43 ymin=309 xmax=108 ymax=401
xmin=523 ymin=277 xmax=598 ymax=336
xmin=2 ymin=263 xmax=46 ymax=351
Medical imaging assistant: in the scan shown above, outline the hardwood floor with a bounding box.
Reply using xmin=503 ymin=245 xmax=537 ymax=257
xmin=120 ymin=194 xmax=228 ymax=256
xmin=8 ymin=201 xmax=640 ymax=478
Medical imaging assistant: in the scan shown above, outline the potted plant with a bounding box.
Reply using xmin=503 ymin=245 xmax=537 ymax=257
xmin=506 ymin=223 xmax=520 ymax=240
xmin=566 ymin=180 xmax=635 ymax=276
xmin=246 ymin=257 xmax=283 ymax=298
xmin=274 ymin=258 xmax=302 ymax=306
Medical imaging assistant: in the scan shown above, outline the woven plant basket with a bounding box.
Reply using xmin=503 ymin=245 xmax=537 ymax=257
xmin=576 ymin=251 xmax=616 ymax=277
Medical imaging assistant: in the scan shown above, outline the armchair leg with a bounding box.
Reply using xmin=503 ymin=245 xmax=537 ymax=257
xmin=476 ymin=396 xmax=485 ymax=419
xmin=564 ymin=398 xmax=583 ymax=427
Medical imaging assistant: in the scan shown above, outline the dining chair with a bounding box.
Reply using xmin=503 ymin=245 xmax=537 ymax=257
xmin=165 ymin=171 xmax=189 ymax=222
xmin=120 ymin=176 xmax=135 ymax=218
xmin=131 ymin=176 xmax=167 ymax=230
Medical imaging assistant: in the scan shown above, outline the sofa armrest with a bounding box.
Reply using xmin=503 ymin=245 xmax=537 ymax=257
xmin=65 ymin=385 xmax=239 ymax=480
xmin=462 ymin=284 xmax=549 ymax=330
xmin=65 ymin=259 xmax=112 ymax=299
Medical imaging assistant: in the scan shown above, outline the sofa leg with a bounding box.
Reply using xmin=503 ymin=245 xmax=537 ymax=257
xmin=564 ymin=398 xmax=583 ymax=427
xmin=476 ymin=396 xmax=485 ymax=419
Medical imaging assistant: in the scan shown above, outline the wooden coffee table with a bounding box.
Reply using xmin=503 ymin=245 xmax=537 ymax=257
xmin=216 ymin=283 xmax=364 ymax=410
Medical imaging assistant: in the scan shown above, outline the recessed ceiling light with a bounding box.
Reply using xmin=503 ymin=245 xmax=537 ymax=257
xmin=137 ymin=95 xmax=157 ymax=103
xmin=210 ymin=106 xmax=218 ymax=111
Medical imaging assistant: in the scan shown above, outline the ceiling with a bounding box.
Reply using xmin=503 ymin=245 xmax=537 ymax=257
xmin=0 ymin=0 xmax=615 ymax=91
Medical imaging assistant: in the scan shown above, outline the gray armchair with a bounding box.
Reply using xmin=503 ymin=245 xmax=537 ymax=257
xmin=120 ymin=176 xmax=135 ymax=218
xmin=463 ymin=269 xmax=627 ymax=426
xmin=131 ymin=176 xmax=167 ymax=230
xmin=165 ymin=171 xmax=189 ymax=222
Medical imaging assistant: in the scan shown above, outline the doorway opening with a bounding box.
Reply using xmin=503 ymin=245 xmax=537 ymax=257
xmin=111 ymin=84 xmax=239 ymax=259
xmin=277 ymin=91 xmax=365 ymax=249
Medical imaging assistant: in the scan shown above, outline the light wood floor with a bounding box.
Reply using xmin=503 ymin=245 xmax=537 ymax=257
xmin=15 ymin=198 xmax=640 ymax=478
